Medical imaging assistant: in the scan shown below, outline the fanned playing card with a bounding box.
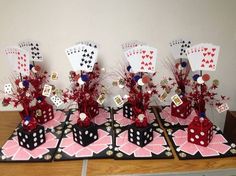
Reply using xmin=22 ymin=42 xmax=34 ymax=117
xmin=65 ymin=44 xmax=98 ymax=72
xmin=19 ymin=41 xmax=43 ymax=61
xmin=186 ymin=43 xmax=220 ymax=71
xmin=122 ymin=41 xmax=144 ymax=51
xmin=169 ymin=39 xmax=191 ymax=59
xmin=4 ymin=46 xmax=30 ymax=76
xmin=76 ymin=41 xmax=98 ymax=49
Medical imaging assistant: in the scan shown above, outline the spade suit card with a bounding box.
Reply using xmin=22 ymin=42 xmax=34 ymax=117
xmin=76 ymin=41 xmax=98 ymax=49
xmin=19 ymin=41 xmax=43 ymax=61
xmin=4 ymin=46 xmax=30 ymax=76
xmin=4 ymin=84 xmax=13 ymax=94
xmin=169 ymin=39 xmax=191 ymax=60
xmin=65 ymin=44 xmax=98 ymax=72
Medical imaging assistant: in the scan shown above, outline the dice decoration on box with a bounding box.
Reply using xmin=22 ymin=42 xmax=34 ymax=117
xmin=187 ymin=116 xmax=213 ymax=147
xmin=72 ymin=113 xmax=98 ymax=146
xmin=171 ymin=97 xmax=191 ymax=119
xmin=112 ymin=42 xmax=160 ymax=147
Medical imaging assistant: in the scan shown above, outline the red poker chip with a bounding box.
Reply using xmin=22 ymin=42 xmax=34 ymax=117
xmin=142 ymin=75 xmax=150 ymax=84
xmin=202 ymin=74 xmax=210 ymax=81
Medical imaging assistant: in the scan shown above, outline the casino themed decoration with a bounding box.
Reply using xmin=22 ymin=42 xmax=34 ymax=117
xmin=63 ymin=42 xmax=106 ymax=146
xmin=113 ymin=42 xmax=159 ymax=148
xmin=186 ymin=43 xmax=229 ymax=147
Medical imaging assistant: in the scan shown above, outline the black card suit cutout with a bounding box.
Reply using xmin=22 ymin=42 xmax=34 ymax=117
xmin=30 ymin=43 xmax=33 ymax=46
xmin=83 ymin=54 xmax=86 ymax=57
xmin=84 ymin=49 xmax=87 ymax=53
xmin=36 ymin=43 xmax=39 ymax=47
xmin=87 ymin=54 xmax=90 ymax=57
xmin=89 ymin=61 xmax=91 ymax=63
xmin=87 ymin=65 xmax=90 ymax=68
xmin=85 ymin=61 xmax=88 ymax=64
xmin=80 ymin=63 xmax=83 ymax=66
xmin=91 ymin=51 xmax=94 ymax=55
xmin=82 ymin=58 xmax=85 ymax=62
xmin=90 ymin=56 xmax=93 ymax=59
xmin=32 ymin=56 xmax=35 ymax=59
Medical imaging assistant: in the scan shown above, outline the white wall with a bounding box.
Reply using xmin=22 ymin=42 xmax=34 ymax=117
xmin=0 ymin=0 xmax=236 ymax=129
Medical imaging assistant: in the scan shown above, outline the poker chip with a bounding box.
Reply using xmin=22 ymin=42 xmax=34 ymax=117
xmin=127 ymin=65 xmax=131 ymax=72
xmin=34 ymin=65 xmax=41 ymax=72
xmin=197 ymin=76 xmax=204 ymax=84
xmin=79 ymin=113 xmax=87 ymax=121
xmin=213 ymin=79 xmax=219 ymax=86
xmin=200 ymin=112 xmax=206 ymax=117
xmin=202 ymin=74 xmax=210 ymax=81
xmin=29 ymin=64 xmax=34 ymax=70
xmin=181 ymin=61 xmax=187 ymax=68
xmin=81 ymin=74 xmax=89 ymax=82
xmin=22 ymin=80 xmax=29 ymax=88
xmin=137 ymin=78 xmax=144 ymax=86
xmin=133 ymin=75 xmax=141 ymax=82
xmin=192 ymin=74 xmax=200 ymax=81
xmin=32 ymin=67 xmax=37 ymax=73
xmin=19 ymin=82 xmax=24 ymax=88
xmin=142 ymin=75 xmax=150 ymax=84
xmin=78 ymin=77 xmax=85 ymax=85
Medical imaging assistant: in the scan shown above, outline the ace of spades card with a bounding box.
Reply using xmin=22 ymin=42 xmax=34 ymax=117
xmin=169 ymin=39 xmax=191 ymax=59
xmin=139 ymin=46 xmax=157 ymax=73
xmin=65 ymin=44 xmax=98 ymax=72
xmin=4 ymin=47 xmax=30 ymax=76
xmin=19 ymin=41 xmax=43 ymax=61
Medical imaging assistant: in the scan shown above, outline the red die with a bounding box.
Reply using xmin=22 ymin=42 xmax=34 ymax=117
xmin=80 ymin=101 xmax=99 ymax=119
xmin=171 ymin=98 xmax=192 ymax=119
xmin=31 ymin=101 xmax=54 ymax=124
xmin=187 ymin=116 xmax=213 ymax=147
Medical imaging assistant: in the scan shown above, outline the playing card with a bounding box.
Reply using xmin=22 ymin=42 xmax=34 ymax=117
xmin=65 ymin=44 xmax=98 ymax=72
xmin=50 ymin=95 xmax=63 ymax=107
xmin=122 ymin=40 xmax=144 ymax=51
xmin=4 ymin=47 xmax=30 ymax=76
xmin=124 ymin=46 xmax=142 ymax=73
xmin=139 ymin=45 xmax=158 ymax=73
xmin=42 ymin=84 xmax=52 ymax=97
xmin=171 ymin=94 xmax=183 ymax=106
xmin=50 ymin=72 xmax=58 ymax=80
xmin=216 ymin=103 xmax=229 ymax=113
xmin=113 ymin=95 xmax=124 ymax=107
xmin=158 ymin=91 xmax=168 ymax=102
xmin=4 ymin=84 xmax=13 ymax=94
xmin=97 ymin=94 xmax=106 ymax=105
xmin=18 ymin=41 xmax=43 ymax=61
xmin=76 ymin=41 xmax=98 ymax=49
xmin=186 ymin=43 xmax=220 ymax=71
xmin=169 ymin=39 xmax=191 ymax=59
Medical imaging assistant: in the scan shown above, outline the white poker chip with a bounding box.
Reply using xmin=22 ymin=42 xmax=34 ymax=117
xmin=78 ymin=77 xmax=85 ymax=85
xmin=178 ymin=64 xmax=184 ymax=71
xmin=118 ymin=84 xmax=124 ymax=89
xmin=32 ymin=67 xmax=37 ymax=73
xmin=19 ymin=82 xmax=24 ymax=88
xmin=197 ymin=76 xmax=204 ymax=84
xmin=137 ymin=78 xmax=144 ymax=86
xmin=79 ymin=113 xmax=87 ymax=121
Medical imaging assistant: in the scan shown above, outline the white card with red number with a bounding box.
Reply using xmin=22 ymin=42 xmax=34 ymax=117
xmin=19 ymin=40 xmax=43 ymax=61
xmin=65 ymin=44 xmax=98 ymax=72
xmin=216 ymin=103 xmax=229 ymax=113
xmin=124 ymin=45 xmax=158 ymax=73
xmin=4 ymin=47 xmax=30 ymax=76
xmin=186 ymin=43 xmax=220 ymax=71
xmin=171 ymin=94 xmax=183 ymax=107
xmin=169 ymin=39 xmax=191 ymax=60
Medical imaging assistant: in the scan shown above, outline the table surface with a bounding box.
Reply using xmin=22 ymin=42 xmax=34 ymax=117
xmin=0 ymin=110 xmax=236 ymax=176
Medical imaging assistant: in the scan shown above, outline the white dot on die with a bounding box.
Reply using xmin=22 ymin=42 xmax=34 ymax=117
xmin=89 ymin=133 xmax=93 ymax=137
xmin=85 ymin=131 xmax=88 ymax=135
xmin=73 ymin=128 xmax=76 ymax=132
xmin=34 ymin=142 xmax=37 ymax=147
xmin=144 ymin=140 xmax=147 ymax=144
xmin=40 ymin=134 xmax=43 ymax=138
xmin=130 ymin=133 xmax=133 ymax=137
xmin=26 ymin=144 xmax=30 ymax=148
xmin=79 ymin=136 xmax=82 ymax=139
xmin=43 ymin=111 xmax=46 ymax=114
xmin=150 ymin=136 xmax=153 ymax=140
xmin=125 ymin=106 xmax=128 ymax=109
xmin=137 ymin=136 xmax=140 ymax=140
xmin=33 ymin=133 xmax=36 ymax=137
xmin=190 ymin=129 xmax=194 ymax=133
xmin=25 ymin=135 xmax=28 ymax=139
xmin=180 ymin=114 xmax=184 ymax=117
xmin=80 ymin=141 xmax=83 ymax=145
xmin=74 ymin=138 xmax=78 ymax=141
xmin=40 ymin=139 xmax=44 ymax=143
xmin=74 ymin=133 xmax=77 ymax=137
xmin=94 ymin=135 xmax=97 ymax=139
xmin=190 ymin=138 xmax=194 ymax=142
xmin=200 ymin=141 xmax=204 ymax=145
xmin=144 ymin=132 xmax=147 ymax=136
xmin=137 ymin=131 xmax=140 ymax=135
xmin=39 ymin=129 xmax=43 ymax=134
xmin=150 ymin=128 xmax=153 ymax=132
xmin=130 ymin=129 xmax=133 ymax=133
xmin=22 ymin=138 xmax=26 ymax=142
xmin=137 ymin=141 xmax=140 ymax=145
xmin=177 ymin=109 xmax=180 ymax=112
xmin=20 ymin=141 xmax=23 ymax=145
xmin=200 ymin=132 xmax=205 ymax=136
xmin=130 ymin=138 xmax=133 ymax=142
xmin=19 ymin=132 xmax=22 ymax=136
xmin=79 ymin=131 xmax=82 ymax=135
xmin=195 ymin=135 xmax=199 ymax=139
xmin=147 ymin=134 xmax=150 ymax=138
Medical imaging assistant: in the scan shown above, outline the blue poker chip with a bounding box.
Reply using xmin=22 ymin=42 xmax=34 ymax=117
xmin=81 ymin=74 xmax=89 ymax=82
xmin=181 ymin=61 xmax=187 ymax=68
xmin=24 ymin=115 xmax=31 ymax=121
xmin=192 ymin=74 xmax=200 ymax=81
xmin=133 ymin=75 xmax=141 ymax=82
xmin=127 ymin=65 xmax=132 ymax=72
xmin=37 ymin=96 xmax=43 ymax=101
xmin=200 ymin=112 xmax=206 ymax=117
xmin=22 ymin=80 xmax=29 ymax=88
xmin=29 ymin=64 xmax=34 ymax=70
